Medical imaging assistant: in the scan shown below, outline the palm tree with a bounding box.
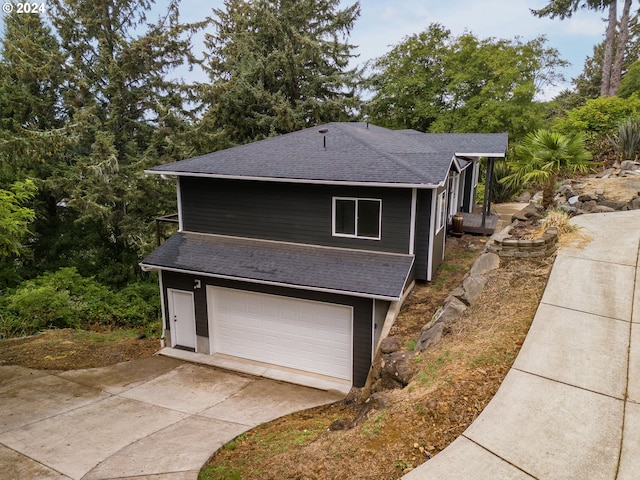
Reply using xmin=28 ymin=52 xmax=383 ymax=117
xmin=502 ymin=130 xmax=596 ymax=210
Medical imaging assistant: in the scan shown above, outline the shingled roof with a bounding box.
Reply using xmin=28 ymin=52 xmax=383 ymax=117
xmin=147 ymin=123 xmax=508 ymax=187
xmin=141 ymin=232 xmax=414 ymax=300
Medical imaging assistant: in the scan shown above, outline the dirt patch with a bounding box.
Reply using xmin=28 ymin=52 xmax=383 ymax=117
xmin=0 ymin=329 xmax=160 ymax=370
xmin=578 ymin=176 xmax=640 ymax=201
xmin=202 ymin=239 xmax=552 ymax=480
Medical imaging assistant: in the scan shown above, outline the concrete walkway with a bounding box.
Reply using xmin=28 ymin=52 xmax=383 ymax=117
xmin=0 ymin=356 xmax=342 ymax=480
xmin=405 ymin=209 xmax=640 ymax=480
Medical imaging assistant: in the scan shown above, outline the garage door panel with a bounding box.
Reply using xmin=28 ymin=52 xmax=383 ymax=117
xmin=208 ymin=287 xmax=353 ymax=381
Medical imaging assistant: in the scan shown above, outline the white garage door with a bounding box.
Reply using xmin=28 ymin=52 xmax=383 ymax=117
xmin=207 ymin=287 xmax=353 ymax=381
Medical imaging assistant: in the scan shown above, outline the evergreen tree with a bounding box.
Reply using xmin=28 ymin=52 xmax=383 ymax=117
xmin=0 ymin=10 xmax=69 ymax=280
xmin=532 ymin=0 xmax=633 ymax=96
xmin=42 ymin=0 xmax=202 ymax=284
xmin=201 ymin=0 xmax=361 ymax=146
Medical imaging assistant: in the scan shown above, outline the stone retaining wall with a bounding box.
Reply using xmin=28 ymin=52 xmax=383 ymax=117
xmin=488 ymin=227 xmax=558 ymax=258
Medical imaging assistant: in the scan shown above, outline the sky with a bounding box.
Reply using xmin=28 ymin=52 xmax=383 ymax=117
xmin=0 ymin=0 xmax=617 ymax=99
xmin=168 ymin=0 xmax=614 ymax=100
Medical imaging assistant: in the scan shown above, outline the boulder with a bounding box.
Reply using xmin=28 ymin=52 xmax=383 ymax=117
xmin=513 ymin=203 xmax=543 ymax=221
xmin=630 ymin=198 xmax=640 ymax=210
xmin=621 ymin=160 xmax=640 ymax=171
xmin=592 ymin=205 xmax=615 ymax=213
xmin=557 ymin=184 xmax=574 ymax=198
xmin=514 ymin=191 xmax=531 ymax=203
xmin=431 ymin=296 xmax=467 ymax=326
xmin=582 ymin=200 xmax=597 ymax=212
xmin=444 ymin=286 xmax=466 ymax=305
xmin=461 ymin=275 xmax=488 ymax=305
xmin=578 ymin=193 xmax=597 ymax=202
xmin=532 ymin=191 xmax=543 ymax=203
xmin=595 ymin=168 xmax=616 ymax=178
xmin=416 ymin=322 xmax=445 ymax=352
xmin=469 ymin=252 xmax=500 ymax=277
xmin=381 ymin=351 xmax=413 ymax=387
xmin=598 ymin=199 xmax=627 ymax=210
xmin=380 ymin=336 xmax=403 ymax=354
xmin=559 ymin=205 xmax=578 ymax=215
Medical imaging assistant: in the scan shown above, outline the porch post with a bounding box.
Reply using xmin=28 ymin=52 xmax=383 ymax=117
xmin=481 ymin=157 xmax=495 ymax=228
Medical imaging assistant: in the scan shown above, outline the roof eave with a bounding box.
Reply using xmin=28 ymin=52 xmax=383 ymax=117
xmin=144 ymin=170 xmax=443 ymax=189
xmin=454 ymin=152 xmax=506 ymax=158
xmin=139 ymin=262 xmax=405 ymax=302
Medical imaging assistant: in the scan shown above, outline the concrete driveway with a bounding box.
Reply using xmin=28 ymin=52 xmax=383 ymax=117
xmin=0 ymin=356 xmax=342 ymax=480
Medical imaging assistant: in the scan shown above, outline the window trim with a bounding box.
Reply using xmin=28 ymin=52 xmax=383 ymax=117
xmin=435 ymin=190 xmax=446 ymax=233
xmin=332 ymin=196 xmax=382 ymax=240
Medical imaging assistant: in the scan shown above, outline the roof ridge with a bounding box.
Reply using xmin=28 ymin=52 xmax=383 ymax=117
xmin=331 ymin=123 xmax=439 ymax=184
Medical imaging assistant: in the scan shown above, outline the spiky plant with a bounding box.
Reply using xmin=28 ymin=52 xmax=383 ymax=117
xmin=608 ymin=116 xmax=640 ymax=161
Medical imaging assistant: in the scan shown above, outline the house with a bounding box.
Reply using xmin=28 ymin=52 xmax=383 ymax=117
xmin=140 ymin=122 xmax=508 ymax=388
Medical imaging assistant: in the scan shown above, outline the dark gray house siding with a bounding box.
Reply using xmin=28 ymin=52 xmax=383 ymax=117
xmin=431 ymin=185 xmax=447 ymax=280
xmin=179 ymin=177 xmax=413 ymax=255
xmin=161 ymin=270 xmax=376 ymax=387
xmin=414 ymin=189 xmax=433 ymax=281
xmin=462 ymin=163 xmax=476 ymax=213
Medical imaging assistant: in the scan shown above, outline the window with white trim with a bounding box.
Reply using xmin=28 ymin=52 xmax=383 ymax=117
xmin=436 ymin=191 xmax=446 ymax=232
xmin=333 ymin=197 xmax=382 ymax=239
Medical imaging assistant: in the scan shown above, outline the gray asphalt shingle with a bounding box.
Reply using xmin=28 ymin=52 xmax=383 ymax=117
xmin=148 ymin=123 xmax=508 ymax=186
xmin=141 ymin=232 xmax=414 ymax=300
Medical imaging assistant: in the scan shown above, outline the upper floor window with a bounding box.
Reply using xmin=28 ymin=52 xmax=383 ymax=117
xmin=333 ymin=197 xmax=382 ymax=240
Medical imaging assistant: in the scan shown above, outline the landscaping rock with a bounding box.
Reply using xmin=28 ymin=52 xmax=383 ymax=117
xmin=444 ymin=286 xmax=466 ymax=305
xmin=621 ymin=160 xmax=640 ymax=171
xmin=512 ymin=203 xmax=543 ymax=221
xmin=381 ymin=351 xmax=413 ymax=387
xmin=431 ymin=296 xmax=467 ymax=326
xmin=380 ymin=336 xmax=403 ymax=354
xmin=631 ymin=198 xmax=640 ymax=210
xmin=559 ymin=203 xmax=578 ymax=213
xmin=592 ymin=205 xmax=616 ymax=213
xmin=598 ymin=200 xmax=627 ymax=210
xmin=578 ymin=193 xmax=597 ymax=202
xmin=469 ymin=252 xmax=500 ymax=277
xmin=557 ymin=184 xmax=574 ymax=198
xmin=416 ymin=322 xmax=445 ymax=352
xmin=461 ymin=275 xmax=488 ymax=305
xmin=596 ymin=168 xmax=617 ymax=178
xmin=514 ymin=191 xmax=531 ymax=203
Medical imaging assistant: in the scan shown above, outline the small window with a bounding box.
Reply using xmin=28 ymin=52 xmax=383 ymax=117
xmin=436 ymin=191 xmax=446 ymax=232
xmin=333 ymin=197 xmax=382 ymax=239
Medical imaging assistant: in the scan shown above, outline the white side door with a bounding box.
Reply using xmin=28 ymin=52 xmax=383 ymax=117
xmin=168 ymin=289 xmax=196 ymax=350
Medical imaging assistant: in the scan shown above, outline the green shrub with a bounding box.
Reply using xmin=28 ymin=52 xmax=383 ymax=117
xmin=6 ymin=282 xmax=81 ymax=332
xmin=1 ymin=267 xmax=160 ymax=338
xmin=491 ymin=160 xmax=523 ymax=203
xmin=110 ymin=281 xmax=160 ymax=327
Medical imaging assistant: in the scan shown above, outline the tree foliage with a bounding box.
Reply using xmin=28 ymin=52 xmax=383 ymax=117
xmin=0 ymin=179 xmax=36 ymax=257
xmin=364 ymin=24 xmax=566 ymax=140
xmin=0 ymin=0 xmax=202 ymax=285
xmin=201 ymin=0 xmax=361 ymax=146
xmin=618 ymin=60 xmax=640 ymax=98
xmin=533 ymin=0 xmax=633 ymax=96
